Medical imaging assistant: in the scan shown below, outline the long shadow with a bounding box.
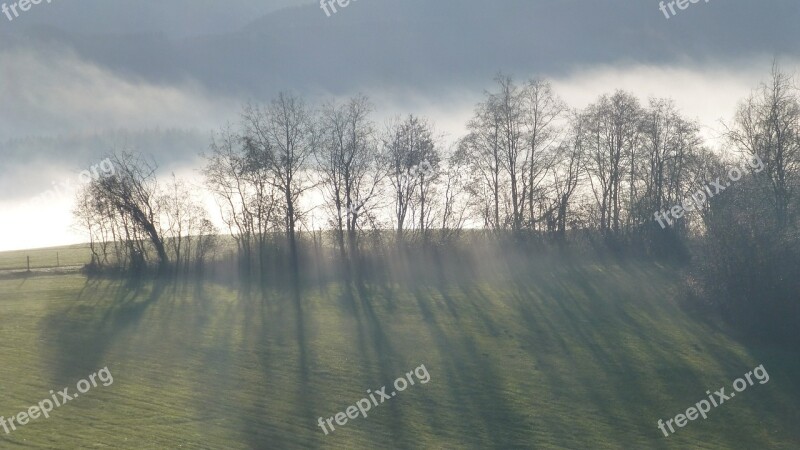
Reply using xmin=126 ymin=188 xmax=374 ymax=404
xmin=525 ymin=263 xmax=725 ymax=439
xmin=180 ymin=280 xmax=288 ymax=449
xmin=237 ymin=286 xmax=291 ymax=449
xmin=39 ymin=277 xmax=167 ymax=387
xmin=504 ymin=261 xmax=792 ymax=448
xmin=346 ymin=273 xmax=410 ymax=447
xmin=236 ymin=274 xmax=322 ymax=449
xmin=291 ymin=276 xmax=315 ymax=444
xmin=422 ymin=284 xmax=533 ymax=449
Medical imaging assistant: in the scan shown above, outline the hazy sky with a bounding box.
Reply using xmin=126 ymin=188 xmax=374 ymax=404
xmin=1 ymin=0 xmax=798 ymax=251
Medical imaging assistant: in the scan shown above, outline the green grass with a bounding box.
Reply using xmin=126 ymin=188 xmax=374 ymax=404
xmin=0 ymin=258 xmax=797 ymax=449
xmin=0 ymin=244 xmax=91 ymax=271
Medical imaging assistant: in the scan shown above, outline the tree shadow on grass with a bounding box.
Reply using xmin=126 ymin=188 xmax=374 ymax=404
xmin=230 ymin=278 xmax=324 ymax=449
xmin=237 ymin=274 xmax=410 ymax=449
xmin=501 ymin=261 xmax=796 ymax=448
xmin=39 ymin=277 xmax=167 ymax=388
xmin=348 ymin=276 xmax=410 ymax=447
xmin=412 ymin=284 xmax=531 ymax=449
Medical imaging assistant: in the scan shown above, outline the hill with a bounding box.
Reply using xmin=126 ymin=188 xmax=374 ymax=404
xmin=0 ymin=256 xmax=797 ymax=448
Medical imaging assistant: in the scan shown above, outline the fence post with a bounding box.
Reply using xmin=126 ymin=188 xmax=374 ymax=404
xmin=27 ymin=256 xmax=31 ymax=272
xmin=57 ymin=252 xmax=60 ymax=267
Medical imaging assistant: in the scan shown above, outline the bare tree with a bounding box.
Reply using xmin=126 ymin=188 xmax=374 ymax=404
xmin=76 ymin=151 xmax=168 ymax=270
xmin=582 ymin=91 xmax=642 ymax=234
xmin=242 ymin=93 xmax=316 ymax=266
xmin=491 ymin=74 xmax=527 ymax=232
xmin=203 ymin=126 xmax=257 ymax=270
xmin=383 ymin=115 xmax=438 ymax=239
xmin=316 ymin=95 xmax=384 ymax=256
xmin=726 ymin=63 xmax=800 ymax=228
xmin=638 ymin=98 xmax=702 ymax=230
xmin=522 ymin=78 xmax=566 ymax=230
xmin=550 ymin=111 xmax=586 ymax=239
xmin=436 ymin=143 xmax=472 ymax=237
xmin=160 ymin=174 xmax=218 ymax=271
xmin=461 ymin=93 xmax=505 ymax=230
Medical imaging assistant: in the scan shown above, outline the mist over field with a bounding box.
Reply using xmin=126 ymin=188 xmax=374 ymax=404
xmin=1 ymin=1 xmax=799 ymax=449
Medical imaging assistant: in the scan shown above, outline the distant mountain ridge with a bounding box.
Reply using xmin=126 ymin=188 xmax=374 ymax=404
xmin=3 ymin=0 xmax=797 ymax=100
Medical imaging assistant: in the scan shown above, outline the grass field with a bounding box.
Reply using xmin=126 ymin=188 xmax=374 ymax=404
xmin=0 ymin=251 xmax=798 ymax=449
xmin=0 ymin=244 xmax=91 ymax=271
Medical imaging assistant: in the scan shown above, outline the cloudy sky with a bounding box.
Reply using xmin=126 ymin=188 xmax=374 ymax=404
xmin=0 ymin=0 xmax=798 ymax=251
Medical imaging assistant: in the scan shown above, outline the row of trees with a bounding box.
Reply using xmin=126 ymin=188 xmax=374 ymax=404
xmin=199 ymin=72 xmax=745 ymax=260
xmin=72 ymin=63 xmax=800 ymax=343
xmin=75 ymin=153 xmax=217 ymax=272
xmin=201 ymin=94 xmax=462 ymax=274
xmin=75 ymin=65 xmax=800 ymax=274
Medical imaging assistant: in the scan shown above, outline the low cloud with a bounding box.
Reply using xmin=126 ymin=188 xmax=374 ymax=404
xmin=0 ymin=46 xmax=240 ymax=140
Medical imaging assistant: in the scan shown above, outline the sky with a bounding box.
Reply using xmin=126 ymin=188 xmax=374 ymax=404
xmin=0 ymin=0 xmax=798 ymax=251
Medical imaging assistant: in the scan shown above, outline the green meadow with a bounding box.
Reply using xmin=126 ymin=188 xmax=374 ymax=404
xmin=0 ymin=249 xmax=797 ymax=449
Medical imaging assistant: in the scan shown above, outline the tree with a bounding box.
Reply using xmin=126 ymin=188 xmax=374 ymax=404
xmin=582 ymin=91 xmax=642 ymax=234
xmin=203 ymin=124 xmax=274 ymax=274
xmin=522 ymin=78 xmax=565 ymax=230
xmin=383 ymin=115 xmax=439 ymax=239
xmin=550 ymin=111 xmax=585 ymax=239
xmin=242 ymin=93 xmax=316 ymax=267
xmin=436 ymin=143 xmax=472 ymax=237
xmin=491 ymin=74 xmax=527 ymax=232
xmin=160 ymin=174 xmax=218 ymax=271
xmin=461 ymin=91 xmax=505 ymax=230
xmin=76 ymin=151 xmax=168 ymax=270
xmin=638 ymin=98 xmax=702 ymax=231
xmin=315 ymin=95 xmax=384 ymax=257
xmin=726 ymin=63 xmax=800 ymax=228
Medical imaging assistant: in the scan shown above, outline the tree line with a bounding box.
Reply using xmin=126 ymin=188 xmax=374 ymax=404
xmin=73 ymin=63 xmax=800 ymax=340
xmin=77 ymin=66 xmax=800 ymax=265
